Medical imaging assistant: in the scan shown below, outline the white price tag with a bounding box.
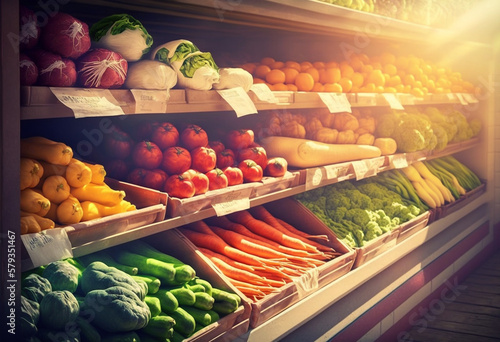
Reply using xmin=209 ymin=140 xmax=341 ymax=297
xmin=130 ymin=89 xmax=169 ymax=113
xmin=318 ymin=93 xmax=351 ymax=113
xmin=389 ymin=154 xmax=409 ymax=169
xmin=250 ymin=83 xmax=277 ymax=103
xmin=51 ymin=87 xmax=124 ymax=118
xmin=383 ymin=93 xmax=404 ymax=110
xmin=211 ymin=187 xmax=252 ymax=216
xmin=462 ymin=93 xmax=479 ymax=104
xmin=352 ymin=158 xmax=382 ymax=180
xmin=455 ymin=93 xmax=469 ymax=105
xmin=21 ymin=228 xmax=73 ymax=268
xmin=305 ymin=168 xmax=324 ymax=191
xmin=217 ymin=87 xmax=258 ymax=117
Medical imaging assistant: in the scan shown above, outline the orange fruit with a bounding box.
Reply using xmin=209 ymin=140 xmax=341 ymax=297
xmin=338 ymin=77 xmax=353 ymax=93
xmin=395 ymin=55 xmax=410 ymax=70
xmin=285 ymin=61 xmax=301 ymax=71
xmin=360 ymin=83 xmax=376 ymax=93
xmin=305 ymin=67 xmax=320 ymax=82
xmin=324 ymin=83 xmax=343 ymax=93
xmin=383 ymin=63 xmax=397 ymax=76
xmin=265 ymin=69 xmax=286 ymax=84
xmin=312 ymin=82 xmax=324 ymax=92
xmin=375 ymin=85 xmax=385 ymax=93
xmin=340 ymin=62 xmax=354 ymax=78
xmin=395 ymin=84 xmax=405 ymax=92
xmin=411 ymin=88 xmax=425 ymax=97
xmin=282 ymin=67 xmax=299 ymax=84
xmin=403 ymin=74 xmax=415 ymax=86
xmin=348 ymin=55 xmax=364 ymax=71
xmin=254 ymin=65 xmax=271 ymax=79
xmin=271 ymin=83 xmax=288 ymax=91
xmin=241 ymin=63 xmax=256 ymax=74
xmin=300 ymin=61 xmax=313 ymax=72
xmin=325 ymin=61 xmax=339 ymax=68
xmin=367 ymin=70 xmax=385 ymax=87
xmin=361 ymin=64 xmax=374 ymax=75
xmin=321 ymin=68 xmax=342 ymax=84
xmin=351 ymin=72 xmax=364 ymax=88
xmin=295 ymin=72 xmax=315 ymax=91
xmin=384 ymin=87 xmax=397 ymax=93
xmin=270 ymin=61 xmax=285 ymax=69
xmin=253 ymin=77 xmax=266 ymax=84
xmin=386 ymin=75 xmax=402 ymax=87
xmin=313 ymin=61 xmax=326 ymax=69
xmin=371 ymin=62 xmax=382 ymax=71
xmin=379 ymin=52 xmax=396 ymax=65
xmin=260 ymin=57 xmax=275 ymax=66
xmin=287 ymin=83 xmax=298 ymax=91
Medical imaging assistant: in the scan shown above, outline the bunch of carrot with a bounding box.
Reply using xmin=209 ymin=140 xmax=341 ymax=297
xmin=180 ymin=206 xmax=340 ymax=301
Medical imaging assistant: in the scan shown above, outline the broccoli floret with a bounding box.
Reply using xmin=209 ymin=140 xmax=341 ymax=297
xmin=345 ymin=190 xmax=372 ymax=210
xmin=345 ymin=208 xmax=371 ymax=227
xmin=391 ymin=113 xmax=435 ymax=153
xmin=364 ymin=221 xmax=383 ymax=241
xmin=447 ymin=109 xmax=473 ymax=143
xmin=431 ymin=123 xmax=449 ymax=151
xmin=375 ymin=111 xmax=401 ymax=137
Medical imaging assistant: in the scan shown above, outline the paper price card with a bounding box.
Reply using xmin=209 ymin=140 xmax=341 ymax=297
xmin=305 ymin=168 xmax=325 ymax=191
xmin=131 ymin=89 xmax=169 ymax=113
xmin=382 ymin=93 xmax=404 ymax=110
xmin=217 ymin=87 xmax=258 ymax=117
xmin=211 ymin=187 xmax=253 ymax=216
xmin=455 ymin=93 xmax=469 ymax=105
xmin=462 ymin=93 xmax=479 ymax=104
xmin=318 ymin=93 xmax=351 ymax=113
xmin=388 ymin=154 xmax=408 ymax=169
xmin=352 ymin=158 xmax=384 ymax=180
xmin=51 ymin=87 xmax=125 ymax=118
xmin=21 ymin=228 xmax=73 ymax=268
xmin=250 ymin=83 xmax=277 ymax=103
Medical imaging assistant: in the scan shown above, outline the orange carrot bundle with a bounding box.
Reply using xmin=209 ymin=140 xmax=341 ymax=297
xmin=198 ymin=247 xmax=256 ymax=273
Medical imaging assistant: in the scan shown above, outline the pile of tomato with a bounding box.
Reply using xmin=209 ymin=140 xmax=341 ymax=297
xmin=100 ymin=122 xmax=288 ymax=199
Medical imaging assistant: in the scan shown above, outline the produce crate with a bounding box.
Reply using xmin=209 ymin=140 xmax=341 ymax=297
xmin=65 ymin=178 xmax=167 ymax=246
xmin=435 ymin=181 xmax=487 ymax=220
xmin=243 ymin=198 xmax=356 ymax=328
xmin=167 ymin=173 xmax=299 ymax=217
xmin=395 ymin=211 xmax=431 ymax=243
xmin=143 ymin=229 xmax=252 ymax=342
xmin=351 ymin=227 xmax=399 ymax=269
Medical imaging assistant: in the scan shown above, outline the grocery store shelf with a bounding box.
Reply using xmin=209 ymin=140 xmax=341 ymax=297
xmin=243 ymin=197 xmax=490 ymax=341
xmin=20 ymin=86 xmax=478 ymax=120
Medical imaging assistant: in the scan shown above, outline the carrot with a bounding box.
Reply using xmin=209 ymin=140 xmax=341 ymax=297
xmin=276 ymin=218 xmax=340 ymax=254
xmin=207 ymin=216 xmax=315 ymax=258
xmin=180 ymin=229 xmax=282 ymax=267
xmin=198 ymin=247 xmax=256 ymax=273
xmin=229 ymin=279 xmax=277 ymax=295
xmin=250 ymin=206 xmax=329 ymax=241
xmin=228 ymin=210 xmax=317 ymax=252
xmin=208 ymin=225 xmax=292 ymax=261
xmin=186 ymin=220 xmax=217 ymax=235
xmin=207 ymin=254 xmax=269 ymax=285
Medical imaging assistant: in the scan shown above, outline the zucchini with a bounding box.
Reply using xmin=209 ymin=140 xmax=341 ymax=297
xmin=144 ymin=296 xmax=162 ymax=317
xmin=193 ymin=291 xmax=214 ymax=311
xmin=141 ymin=314 xmax=176 ymax=339
xmin=152 ymin=289 xmax=178 ymax=313
xmin=132 ymin=275 xmax=161 ymax=294
xmin=170 ymin=307 xmax=196 ymax=337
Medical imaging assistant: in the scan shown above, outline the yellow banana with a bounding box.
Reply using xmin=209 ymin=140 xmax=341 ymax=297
xmin=424 ymin=178 xmax=445 ymax=206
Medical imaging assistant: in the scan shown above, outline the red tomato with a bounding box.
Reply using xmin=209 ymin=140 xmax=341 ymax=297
xmin=265 ymin=157 xmax=288 ymax=177
xmin=216 ymin=148 xmax=236 ymax=169
xmin=126 ymin=167 xmax=148 ymax=185
xmin=160 ymin=146 xmax=191 ymax=175
xmin=238 ymin=159 xmax=263 ymax=182
xmin=191 ymin=146 xmax=216 ymax=173
xmin=144 ymin=169 xmax=168 ymax=190
xmin=180 ymin=168 xmax=198 ymax=180
xmin=226 ymin=129 xmax=254 ymax=150
xmin=151 ymin=122 xmax=179 ymax=150
xmin=132 ymin=121 xmax=157 ymax=141
xmin=180 ymin=124 xmax=209 ymax=151
xmin=205 ymin=168 xmax=229 ymax=190
xmin=163 ymin=174 xmax=195 ymax=199
xmin=104 ymin=126 xmax=134 ymax=159
xmin=237 ymin=146 xmax=268 ymax=170
xmin=191 ymin=171 xmax=209 ymax=195
xmin=208 ymin=140 xmax=225 ymax=154
xmin=223 ymin=166 xmax=244 ymax=186
xmin=104 ymin=159 xmax=129 ymax=180
xmin=132 ymin=141 xmax=163 ymax=169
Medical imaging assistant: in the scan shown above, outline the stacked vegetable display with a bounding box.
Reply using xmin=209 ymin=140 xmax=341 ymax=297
xmin=20 ymin=241 xmax=241 ymax=341
xmin=179 ymin=206 xmax=340 ymax=301
xmin=20 ymin=137 xmax=135 ymax=234
xmin=99 ymin=122 xmax=288 ymax=199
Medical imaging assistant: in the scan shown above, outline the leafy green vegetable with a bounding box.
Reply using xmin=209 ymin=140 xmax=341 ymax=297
xmin=179 ymin=52 xmax=219 ymax=78
xmin=81 ymin=261 xmax=146 ymax=300
xmin=39 ymin=290 xmax=80 ymax=330
xmin=84 ymin=286 xmax=151 ymax=333
xmin=42 ymin=260 xmax=81 ymax=293
xmin=90 ymin=14 xmax=152 ymax=46
xmin=20 ymin=295 xmax=40 ymax=339
xmin=22 ymin=273 xmax=52 ymax=303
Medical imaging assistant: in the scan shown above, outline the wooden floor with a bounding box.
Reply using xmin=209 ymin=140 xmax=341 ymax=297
xmin=407 ymin=250 xmax=500 ymax=342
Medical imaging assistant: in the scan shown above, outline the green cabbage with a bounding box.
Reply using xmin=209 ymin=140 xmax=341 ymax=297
xmin=179 ymin=52 xmax=218 ymax=78
xmin=39 ymin=290 xmax=80 ymax=330
xmin=42 ymin=260 xmax=81 ymax=293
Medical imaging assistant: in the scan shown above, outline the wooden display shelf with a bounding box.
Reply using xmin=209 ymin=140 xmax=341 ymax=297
xmin=20 ymin=86 xmax=478 ymax=120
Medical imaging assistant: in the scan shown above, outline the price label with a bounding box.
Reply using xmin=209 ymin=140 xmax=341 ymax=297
xmin=250 ymin=83 xmax=277 ymax=103
xmin=389 ymin=154 xmax=409 ymax=169
xmin=131 ymin=89 xmax=169 ymax=113
xmin=352 ymin=158 xmax=384 ymax=180
xmin=383 ymin=93 xmax=404 ymax=110
xmin=356 ymin=93 xmax=377 ymax=106
xmin=446 ymin=93 xmax=457 ymax=102
xmin=217 ymin=87 xmax=258 ymax=117
xmin=51 ymin=87 xmax=124 ymax=118
xmin=21 ymin=228 xmax=73 ymax=268
xmin=211 ymin=187 xmax=253 ymax=216
xmin=455 ymin=93 xmax=469 ymax=105
xmin=462 ymin=93 xmax=479 ymax=104
xmin=305 ymin=168 xmax=324 ymax=191
xmin=318 ymin=93 xmax=351 ymax=113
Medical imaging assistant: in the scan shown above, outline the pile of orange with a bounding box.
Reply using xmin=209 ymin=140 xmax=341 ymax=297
xmin=241 ymin=53 xmax=476 ymax=97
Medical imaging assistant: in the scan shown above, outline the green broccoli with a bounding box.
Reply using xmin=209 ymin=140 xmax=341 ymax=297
xmin=364 ymin=221 xmax=383 ymax=241
xmin=345 ymin=208 xmax=370 ymax=227
xmin=345 ymin=190 xmax=372 ymax=210
xmin=375 ymin=111 xmax=400 ymax=137
xmin=469 ymin=118 xmax=482 ymax=137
